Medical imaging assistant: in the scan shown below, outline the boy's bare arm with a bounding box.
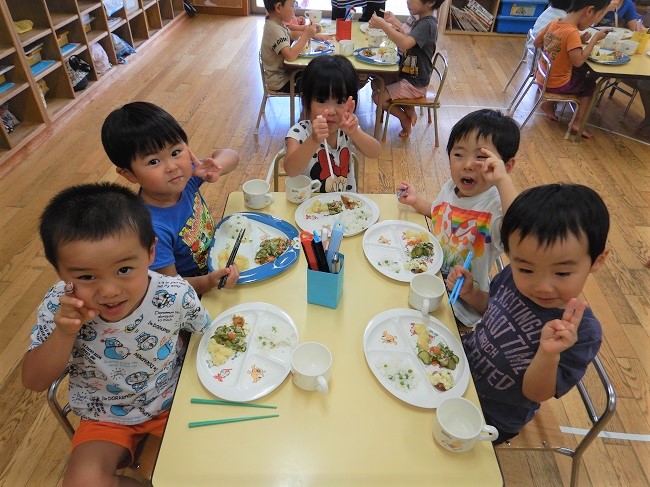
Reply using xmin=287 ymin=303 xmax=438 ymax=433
xmin=570 ymin=30 xmax=608 ymax=66
xmin=283 ymin=25 xmax=318 ymax=61
xmin=210 ymin=148 xmax=239 ymax=176
xmin=154 ymin=263 xmax=239 ymax=295
xmin=522 ymin=299 xmax=586 ymax=402
xmin=368 ymin=14 xmax=416 ymax=51
xmin=476 ymin=148 xmax=518 ymax=213
xmin=396 ymin=182 xmax=434 ymax=216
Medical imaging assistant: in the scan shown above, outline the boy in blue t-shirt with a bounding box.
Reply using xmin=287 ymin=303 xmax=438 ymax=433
xmin=447 ymin=184 xmax=609 ymax=443
xmin=102 ymin=101 xmax=240 ymax=295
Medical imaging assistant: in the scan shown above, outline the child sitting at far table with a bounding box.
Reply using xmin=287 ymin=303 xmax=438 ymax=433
xmin=534 ymin=0 xmax=611 ymax=138
xmin=369 ymin=0 xmax=445 ymax=138
xmin=284 ymin=55 xmax=382 ymax=193
xmin=398 ymin=109 xmax=519 ymax=329
xmin=102 ymin=101 xmax=240 ymax=296
xmin=447 ymin=184 xmax=609 ymax=443
xmin=22 ymin=183 xmax=211 ymax=485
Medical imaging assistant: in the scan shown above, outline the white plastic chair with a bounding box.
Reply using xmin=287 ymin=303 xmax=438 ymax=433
xmin=254 ymin=50 xmax=295 ymax=135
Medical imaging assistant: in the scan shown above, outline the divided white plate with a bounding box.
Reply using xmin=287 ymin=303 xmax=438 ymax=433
xmin=364 ymin=309 xmax=469 ymax=409
xmin=295 ymin=192 xmax=380 ymax=237
xmin=196 ymin=303 xmax=299 ymax=402
xmin=362 ymin=220 xmax=443 ymax=282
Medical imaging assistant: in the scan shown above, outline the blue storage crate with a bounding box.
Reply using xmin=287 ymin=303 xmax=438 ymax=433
xmin=498 ymin=0 xmax=547 ymax=17
xmin=495 ymin=15 xmax=537 ymax=33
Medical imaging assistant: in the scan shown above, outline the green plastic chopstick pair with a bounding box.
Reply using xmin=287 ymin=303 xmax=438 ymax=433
xmin=188 ymin=398 xmax=279 ymax=428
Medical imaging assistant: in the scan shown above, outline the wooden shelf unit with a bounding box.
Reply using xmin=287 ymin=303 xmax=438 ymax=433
xmin=0 ymin=0 xmax=186 ymax=167
xmin=440 ymin=0 xmax=530 ymax=36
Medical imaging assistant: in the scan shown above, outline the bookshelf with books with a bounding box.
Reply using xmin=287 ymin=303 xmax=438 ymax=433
xmin=0 ymin=0 xmax=187 ymax=168
xmin=441 ymin=0 xmax=528 ymax=35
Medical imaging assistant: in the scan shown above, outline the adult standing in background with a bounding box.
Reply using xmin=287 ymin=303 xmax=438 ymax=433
xmin=331 ymin=0 xmax=386 ymax=22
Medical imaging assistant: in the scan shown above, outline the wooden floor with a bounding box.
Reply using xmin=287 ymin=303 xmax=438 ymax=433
xmin=0 ymin=14 xmax=648 ymax=487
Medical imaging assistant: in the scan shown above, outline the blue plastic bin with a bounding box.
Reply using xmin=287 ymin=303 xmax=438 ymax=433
xmin=498 ymin=0 xmax=547 ymax=17
xmin=495 ymin=15 xmax=537 ymax=33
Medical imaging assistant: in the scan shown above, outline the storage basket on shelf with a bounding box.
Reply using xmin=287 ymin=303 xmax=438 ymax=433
xmin=495 ymin=0 xmax=547 ymax=33
xmin=24 ymin=45 xmax=43 ymax=66
xmin=56 ymin=30 xmax=69 ymax=47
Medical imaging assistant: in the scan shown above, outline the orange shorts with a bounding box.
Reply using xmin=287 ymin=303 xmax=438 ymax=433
xmin=72 ymin=410 xmax=169 ymax=466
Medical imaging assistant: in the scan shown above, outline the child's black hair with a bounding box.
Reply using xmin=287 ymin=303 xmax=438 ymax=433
xmin=549 ymin=0 xmax=572 ymax=10
xmin=40 ymin=182 xmax=156 ymax=269
xmin=567 ymin=0 xmax=609 ymax=13
xmin=431 ymin=0 xmax=447 ymax=10
xmin=446 ymin=109 xmax=520 ymax=162
xmin=300 ymin=55 xmax=359 ymax=118
xmin=101 ymin=101 xmax=188 ymax=170
xmin=263 ymin=0 xmax=289 ymax=13
xmin=502 ymin=183 xmax=609 ymax=264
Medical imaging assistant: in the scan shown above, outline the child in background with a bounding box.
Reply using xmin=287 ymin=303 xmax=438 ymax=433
xmin=369 ymin=0 xmax=445 ymax=138
xmin=102 ymin=101 xmax=240 ymax=295
xmin=262 ymin=0 xmax=328 ymax=93
xmin=397 ymin=109 xmax=519 ymax=328
xmin=22 ymin=183 xmax=211 ymax=485
xmin=534 ymin=0 xmax=610 ymax=138
xmin=284 ymin=55 xmax=381 ymax=192
xmin=525 ymin=0 xmax=573 ymax=70
xmin=446 ymin=184 xmax=609 ymax=443
xmin=599 ymin=0 xmax=646 ymax=31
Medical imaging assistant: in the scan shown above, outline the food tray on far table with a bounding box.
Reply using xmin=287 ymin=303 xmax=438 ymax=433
xmin=208 ymin=212 xmax=300 ymax=284
xmin=295 ymin=192 xmax=380 ymax=237
xmin=197 ymin=302 xmax=299 ymax=402
xmin=362 ymin=220 xmax=443 ymax=282
xmin=299 ymin=39 xmax=334 ymax=57
xmin=353 ymin=46 xmax=399 ymax=65
xmin=589 ymin=48 xmax=631 ymax=65
xmin=364 ymin=309 xmax=470 ymax=409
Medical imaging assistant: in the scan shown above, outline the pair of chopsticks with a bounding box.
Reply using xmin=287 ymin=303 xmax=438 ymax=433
xmin=188 ymin=398 xmax=279 ymax=428
xmin=218 ymin=229 xmax=245 ymax=289
xmin=449 ymin=251 xmax=473 ymax=306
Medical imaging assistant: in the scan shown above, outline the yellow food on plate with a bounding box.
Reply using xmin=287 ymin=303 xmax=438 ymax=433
xmin=207 ymin=341 xmax=235 ymax=366
xmin=429 ymin=370 xmax=454 ymax=391
xmin=218 ymin=248 xmax=251 ymax=271
xmin=403 ymin=230 xmax=430 ymax=246
xmin=413 ymin=323 xmax=429 ymax=351
xmin=307 ymin=200 xmax=329 ymax=214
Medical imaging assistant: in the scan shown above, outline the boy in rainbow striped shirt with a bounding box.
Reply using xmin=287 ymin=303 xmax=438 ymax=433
xmin=397 ymin=109 xmax=519 ymax=328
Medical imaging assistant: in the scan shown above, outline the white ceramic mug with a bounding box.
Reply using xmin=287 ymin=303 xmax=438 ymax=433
xmin=243 ymin=179 xmax=274 ymax=209
xmin=368 ymin=28 xmax=385 ymax=47
xmin=291 ymin=342 xmax=332 ymax=393
xmin=602 ymin=32 xmax=624 ymax=50
xmin=432 ymin=397 xmax=499 ymax=453
xmin=339 ymin=39 xmax=355 ymax=56
xmin=408 ymin=273 xmax=445 ymax=314
xmin=306 ymin=10 xmax=322 ymax=25
xmin=285 ymin=175 xmax=321 ymax=204
xmin=614 ymin=39 xmax=638 ymax=55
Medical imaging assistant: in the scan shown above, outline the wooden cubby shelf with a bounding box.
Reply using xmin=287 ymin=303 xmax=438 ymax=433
xmin=0 ymin=0 xmax=187 ymax=167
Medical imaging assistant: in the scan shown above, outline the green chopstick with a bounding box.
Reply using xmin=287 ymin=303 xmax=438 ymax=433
xmin=188 ymin=414 xmax=279 ymax=428
xmin=191 ymin=398 xmax=277 ymax=409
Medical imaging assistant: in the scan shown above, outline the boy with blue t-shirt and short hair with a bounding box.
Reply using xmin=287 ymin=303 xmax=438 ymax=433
xmin=446 ymin=183 xmax=609 ymax=443
xmin=102 ymin=101 xmax=240 ymax=295
xmin=22 ymin=182 xmax=211 ymax=485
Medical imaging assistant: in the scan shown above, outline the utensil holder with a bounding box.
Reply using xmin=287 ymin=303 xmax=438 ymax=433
xmin=336 ymin=20 xmax=352 ymax=41
xmin=307 ymin=254 xmax=344 ymax=309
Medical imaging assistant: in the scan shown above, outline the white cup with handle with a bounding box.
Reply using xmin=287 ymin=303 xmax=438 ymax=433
xmin=285 ymin=175 xmax=321 ymax=204
xmin=602 ymin=32 xmax=624 ymax=50
xmin=243 ymin=179 xmax=274 ymax=209
xmin=408 ymin=273 xmax=445 ymax=315
xmin=614 ymin=39 xmax=638 ymax=55
xmin=432 ymin=397 xmax=499 ymax=453
xmin=306 ymin=10 xmax=322 ymax=25
xmin=291 ymin=342 xmax=331 ymax=393
xmin=339 ymin=39 xmax=355 ymax=56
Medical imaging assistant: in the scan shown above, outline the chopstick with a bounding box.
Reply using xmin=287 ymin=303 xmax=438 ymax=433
xmin=188 ymin=414 xmax=279 ymax=428
xmin=191 ymin=398 xmax=277 ymax=409
xmin=449 ymin=251 xmax=474 ymax=306
xmin=218 ymin=228 xmax=245 ymax=289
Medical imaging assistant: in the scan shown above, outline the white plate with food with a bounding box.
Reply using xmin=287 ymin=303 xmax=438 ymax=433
xmin=353 ymin=46 xmax=399 ymax=65
xmin=588 ymin=48 xmax=631 ymax=64
xmin=364 ymin=309 xmax=469 ymax=409
xmin=208 ymin=213 xmax=300 ymax=284
xmin=295 ymin=192 xmax=380 ymax=237
xmin=606 ymin=27 xmax=633 ymax=39
xmin=362 ymin=220 xmax=443 ymax=282
xmin=197 ymin=302 xmax=299 ymax=402
xmin=299 ymin=39 xmax=334 ymax=57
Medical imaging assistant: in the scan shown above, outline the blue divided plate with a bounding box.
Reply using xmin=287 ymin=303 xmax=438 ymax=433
xmin=353 ymin=47 xmax=398 ymax=66
xmin=208 ymin=212 xmax=300 ymax=284
xmin=588 ymin=49 xmax=631 ymax=65
xmin=299 ymin=39 xmax=334 ymax=57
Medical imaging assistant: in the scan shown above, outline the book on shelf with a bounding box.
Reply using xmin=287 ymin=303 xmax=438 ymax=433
xmin=466 ymin=0 xmax=494 ymax=24
xmin=450 ymin=5 xmax=489 ymax=31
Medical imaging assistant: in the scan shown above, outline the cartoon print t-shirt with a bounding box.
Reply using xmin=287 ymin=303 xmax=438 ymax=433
xmin=430 ymin=179 xmax=504 ymax=327
xmin=463 ymin=265 xmax=602 ymax=433
xmin=286 ymin=120 xmax=356 ymax=193
xmin=28 ymin=271 xmax=210 ymax=425
xmin=147 ymin=176 xmax=216 ymax=277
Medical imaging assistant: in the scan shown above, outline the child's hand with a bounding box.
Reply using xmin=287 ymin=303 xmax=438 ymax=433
xmin=396 ymin=181 xmax=419 ymax=205
xmin=539 ymin=298 xmax=587 ymax=355
xmin=593 ymin=29 xmax=609 ymax=42
xmin=192 ymin=150 xmax=223 ymax=182
xmin=55 ymin=287 xmax=97 ymax=335
xmin=209 ymin=265 xmax=240 ymax=290
xmin=384 ymin=11 xmax=398 ymax=26
xmin=315 ymin=33 xmax=334 ymax=41
xmin=445 ymin=265 xmax=474 ymax=298
xmin=340 ymin=97 xmax=359 ymax=136
xmin=305 ymin=24 xmax=318 ymax=37
xmin=369 ymin=13 xmax=388 ymax=31
xmin=311 ymin=111 xmax=330 ymax=143
xmin=475 ymin=147 xmax=509 ymax=184
xmin=297 ymin=15 xmax=305 ymax=25
xmin=580 ymin=31 xmax=592 ymax=43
